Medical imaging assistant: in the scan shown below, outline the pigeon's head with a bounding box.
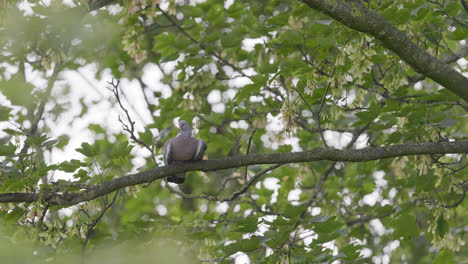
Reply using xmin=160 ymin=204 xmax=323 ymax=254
xmin=178 ymin=120 xmax=192 ymax=136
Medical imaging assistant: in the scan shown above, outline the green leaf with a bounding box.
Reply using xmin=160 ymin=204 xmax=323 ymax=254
xmin=448 ymin=27 xmax=468 ymax=40
xmin=433 ymin=249 xmax=455 ymax=264
xmin=4 ymin=207 xmax=24 ymax=224
xmin=58 ymin=159 xmax=86 ymax=173
xmin=233 ymin=215 xmax=258 ymax=233
xmin=267 ymin=12 xmax=289 ymax=27
xmin=76 ymin=142 xmax=99 ymax=157
xmin=258 ymin=61 xmax=278 ymax=74
xmin=277 ymin=144 xmax=292 ymax=153
xmin=2 ymin=128 xmax=22 ymax=136
xmin=223 ymin=236 xmax=261 ymax=256
xmin=74 ymin=169 xmax=90 ymax=181
xmin=88 ymin=124 xmax=106 ymax=134
xmin=279 ymin=30 xmax=302 ymax=47
xmin=234 ymin=84 xmax=260 ymax=102
xmin=25 ymin=135 xmax=49 ymax=147
xmin=264 ymin=229 xmax=289 ymax=248
xmin=375 ymin=204 xmax=394 ymax=215
xmin=185 ymin=6 xmax=204 ymax=18
xmin=341 ymin=244 xmax=362 ymax=260
xmin=282 ymin=204 xmax=305 ymax=219
xmin=220 ymin=32 xmax=243 ymax=48
xmin=311 ymin=216 xmax=342 ymax=233
xmin=0 ymin=105 xmax=11 ymax=121
xmin=316 ymin=230 xmax=342 ymax=244
xmin=391 ymin=212 xmax=419 ymax=240
xmin=111 ymin=140 xmax=132 ymax=158
xmin=138 ymin=129 xmax=153 ymax=146
xmin=0 ymin=142 xmax=16 ymax=156
xmin=0 ymin=76 xmax=35 ymax=106
xmin=355 ymin=104 xmax=381 ymax=124
xmin=435 ymin=214 xmax=449 ymax=239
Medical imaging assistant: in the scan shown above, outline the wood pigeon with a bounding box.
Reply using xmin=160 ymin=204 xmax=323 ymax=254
xmin=163 ymin=120 xmax=207 ymax=184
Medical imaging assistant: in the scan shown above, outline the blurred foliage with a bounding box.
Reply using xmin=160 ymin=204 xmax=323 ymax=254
xmin=0 ymin=0 xmax=467 ymax=263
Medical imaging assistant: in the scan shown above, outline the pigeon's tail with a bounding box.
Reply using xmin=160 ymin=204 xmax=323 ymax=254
xmin=167 ymin=173 xmax=186 ymax=184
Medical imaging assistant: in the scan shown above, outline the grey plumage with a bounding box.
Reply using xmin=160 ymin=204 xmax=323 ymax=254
xmin=163 ymin=120 xmax=207 ymax=184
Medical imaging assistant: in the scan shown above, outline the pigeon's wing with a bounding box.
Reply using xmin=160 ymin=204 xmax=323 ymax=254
xmin=193 ymin=139 xmax=207 ymax=161
xmin=163 ymin=139 xmax=173 ymax=165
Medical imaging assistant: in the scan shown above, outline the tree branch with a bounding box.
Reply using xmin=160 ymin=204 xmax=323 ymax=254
xmin=300 ymin=0 xmax=468 ymax=101
xmin=408 ymin=46 xmax=468 ymax=84
xmin=0 ymin=141 xmax=467 ymax=205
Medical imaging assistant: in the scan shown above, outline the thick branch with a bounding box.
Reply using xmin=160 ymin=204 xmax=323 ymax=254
xmin=300 ymin=0 xmax=468 ymax=101
xmin=0 ymin=141 xmax=467 ymax=205
xmin=408 ymin=47 xmax=468 ymax=84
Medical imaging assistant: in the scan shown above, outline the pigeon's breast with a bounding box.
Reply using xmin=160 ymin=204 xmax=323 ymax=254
xmin=170 ymin=136 xmax=199 ymax=161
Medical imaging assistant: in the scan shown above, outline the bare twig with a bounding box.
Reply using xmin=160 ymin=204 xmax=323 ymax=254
xmin=136 ymin=77 xmax=155 ymax=114
xmin=316 ymin=65 xmax=336 ymax=148
xmin=81 ymin=191 xmax=119 ymax=256
xmin=243 ymin=129 xmax=257 ymax=182
xmin=107 ymin=79 xmax=158 ymax=167
xmin=294 ymin=116 xmax=356 ymax=134
xmin=212 ymin=177 xmax=239 ymax=196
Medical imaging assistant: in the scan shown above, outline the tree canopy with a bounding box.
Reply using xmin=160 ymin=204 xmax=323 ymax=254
xmin=0 ymin=0 xmax=467 ymax=263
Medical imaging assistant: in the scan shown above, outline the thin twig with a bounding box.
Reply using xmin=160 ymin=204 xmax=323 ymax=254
xmin=136 ymin=77 xmax=155 ymax=114
xmin=212 ymin=177 xmax=239 ymax=196
xmin=81 ymin=191 xmax=119 ymax=256
xmin=243 ymin=129 xmax=257 ymax=182
xmin=37 ymin=205 xmax=50 ymax=230
xmin=166 ymin=164 xmax=284 ymax=202
xmin=442 ymin=183 xmax=468 ymax=208
xmin=107 ymin=79 xmax=158 ymax=167
xmin=316 ymin=65 xmax=336 ymax=148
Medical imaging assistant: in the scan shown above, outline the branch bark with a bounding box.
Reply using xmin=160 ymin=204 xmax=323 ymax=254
xmin=0 ymin=141 xmax=466 ymax=205
xmin=408 ymin=47 xmax=468 ymax=84
xmin=300 ymin=0 xmax=468 ymax=101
